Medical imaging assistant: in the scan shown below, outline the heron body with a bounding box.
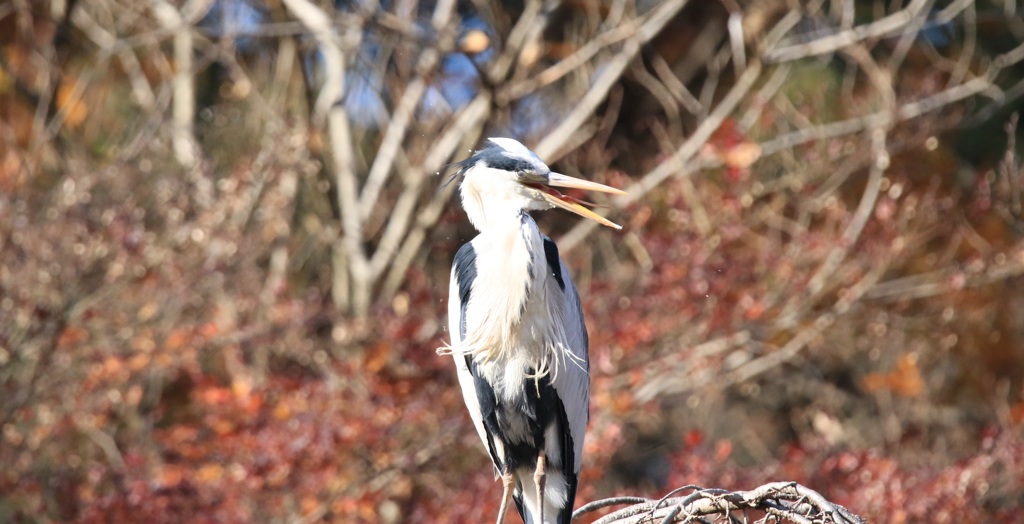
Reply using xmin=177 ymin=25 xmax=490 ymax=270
xmin=445 ymin=138 xmax=623 ymax=523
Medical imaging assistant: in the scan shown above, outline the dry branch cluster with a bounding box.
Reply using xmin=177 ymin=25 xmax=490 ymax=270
xmin=576 ymin=482 xmax=864 ymax=524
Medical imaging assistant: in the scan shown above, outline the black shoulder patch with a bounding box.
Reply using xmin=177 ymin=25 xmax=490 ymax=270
xmin=454 ymin=242 xmax=477 ymax=339
xmin=543 ymin=237 xmax=566 ymax=291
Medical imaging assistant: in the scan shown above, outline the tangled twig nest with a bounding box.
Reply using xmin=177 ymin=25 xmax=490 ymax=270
xmin=574 ymin=482 xmax=865 ymax=524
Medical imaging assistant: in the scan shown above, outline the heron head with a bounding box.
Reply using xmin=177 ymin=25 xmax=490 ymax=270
xmin=450 ymin=138 xmax=626 ymax=230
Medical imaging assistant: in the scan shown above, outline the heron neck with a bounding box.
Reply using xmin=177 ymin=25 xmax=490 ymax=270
xmin=462 ymin=195 xmax=533 ymax=234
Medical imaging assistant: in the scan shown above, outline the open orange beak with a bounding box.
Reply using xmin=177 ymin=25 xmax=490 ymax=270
xmin=530 ymin=172 xmax=626 ymax=229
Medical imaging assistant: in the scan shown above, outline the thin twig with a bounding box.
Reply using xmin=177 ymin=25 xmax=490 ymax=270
xmin=764 ymin=0 xmax=930 ymax=63
xmin=535 ymin=0 xmax=692 ymax=161
xmin=488 ymin=0 xmax=557 ymax=82
xmin=380 ymin=94 xmax=492 ymax=299
xmin=759 ymin=74 xmax=996 ymax=158
xmin=358 ymin=0 xmax=458 ymax=221
xmin=505 ymin=15 xmax=642 ymax=101
xmin=150 ymin=0 xmax=211 ymax=168
xmin=574 ymin=496 xmax=652 ymax=516
xmin=558 ymin=58 xmax=762 ymax=252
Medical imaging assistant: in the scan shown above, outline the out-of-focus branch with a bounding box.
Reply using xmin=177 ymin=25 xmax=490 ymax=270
xmin=632 ymin=331 xmax=751 ymax=402
xmin=357 ymin=0 xmax=457 ymax=222
xmin=866 ymin=249 xmax=1024 ymax=302
xmin=151 ymin=0 xmax=213 ymax=169
xmin=796 ymin=43 xmax=894 ymax=297
xmin=549 ymin=8 xmax=800 ymax=241
xmin=380 ymin=94 xmax=492 ymax=299
xmin=488 ymin=0 xmax=557 ymax=83
xmin=558 ymin=58 xmax=762 ymax=251
xmin=535 ymin=0 xmax=691 ymax=161
xmin=577 ymin=482 xmax=865 ymax=524
xmin=884 ymin=0 xmax=937 ymax=74
xmin=727 ymin=10 xmax=746 ymax=76
xmin=995 ymin=41 xmax=1024 ymax=69
xmin=71 ymin=9 xmax=156 ymax=110
xmin=280 ymin=0 xmax=349 ymax=125
xmin=759 ymin=73 xmax=998 ymax=158
xmin=599 ymin=3 xmax=1019 ymax=411
xmin=967 ymin=43 xmax=1024 ymax=124
xmin=281 ymin=0 xmax=369 ymax=316
xmin=805 ymin=128 xmax=888 ymax=292
xmin=650 ymin=53 xmax=703 ymax=115
xmin=764 ymin=0 xmax=930 ymax=63
xmin=504 ymin=16 xmax=642 ymax=101
xmin=629 ymin=60 xmax=683 ymax=139
xmin=635 ymin=231 xmax=891 ymax=401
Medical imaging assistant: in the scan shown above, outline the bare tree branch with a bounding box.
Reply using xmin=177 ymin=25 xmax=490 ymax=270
xmin=281 ymin=0 xmax=370 ymax=315
xmin=759 ymin=73 xmax=997 ymax=158
xmin=535 ymin=0 xmax=692 ymax=160
xmin=505 ymin=15 xmax=643 ymax=101
xmin=150 ymin=0 xmax=213 ymax=168
xmin=380 ymin=94 xmax=492 ymax=299
xmin=577 ymin=482 xmax=865 ymax=524
xmin=764 ymin=0 xmax=930 ymax=63
xmin=488 ymin=0 xmax=559 ymax=83
xmin=558 ymin=58 xmax=763 ymax=251
xmin=357 ymin=0 xmax=457 ymax=222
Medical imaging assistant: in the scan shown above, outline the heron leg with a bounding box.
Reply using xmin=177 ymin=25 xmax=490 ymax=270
xmin=495 ymin=471 xmax=515 ymax=524
xmin=534 ymin=451 xmax=547 ymax=524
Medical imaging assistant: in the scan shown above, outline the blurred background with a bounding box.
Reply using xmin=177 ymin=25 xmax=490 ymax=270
xmin=2 ymin=0 xmax=1023 ymax=522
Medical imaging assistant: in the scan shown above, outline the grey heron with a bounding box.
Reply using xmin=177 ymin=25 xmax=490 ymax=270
xmin=444 ymin=138 xmax=624 ymax=523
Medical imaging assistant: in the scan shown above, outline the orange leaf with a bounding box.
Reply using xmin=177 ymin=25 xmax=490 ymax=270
xmin=364 ymin=341 xmax=391 ymax=373
xmin=102 ymin=356 xmax=123 ymax=377
xmin=56 ymin=80 xmax=87 ymax=128
xmin=301 ymin=496 xmax=320 ymax=516
xmin=1009 ymin=402 xmax=1024 ymax=425
xmin=137 ymin=301 xmax=159 ymax=322
xmin=273 ymin=401 xmax=291 ymax=421
xmin=165 ymin=328 xmax=191 ymax=350
xmin=210 ymin=417 xmax=235 ymax=435
xmin=57 ymin=326 xmax=89 ymax=348
xmin=196 ymin=463 xmax=224 ymax=484
xmin=199 ymin=321 xmax=219 ymax=339
xmin=862 ymin=353 xmax=924 ymax=397
xmin=160 ymin=464 xmax=186 ymax=488
xmin=199 ymin=386 xmax=233 ymax=405
xmin=129 ymin=353 xmax=151 ymax=371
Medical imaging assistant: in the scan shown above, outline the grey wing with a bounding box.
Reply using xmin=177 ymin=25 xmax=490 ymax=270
xmin=542 ymin=237 xmax=590 ymax=476
xmin=448 ymin=242 xmax=493 ymax=463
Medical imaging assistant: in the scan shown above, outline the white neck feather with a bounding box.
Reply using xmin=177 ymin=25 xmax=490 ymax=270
xmin=459 ymin=167 xmax=542 ymax=233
